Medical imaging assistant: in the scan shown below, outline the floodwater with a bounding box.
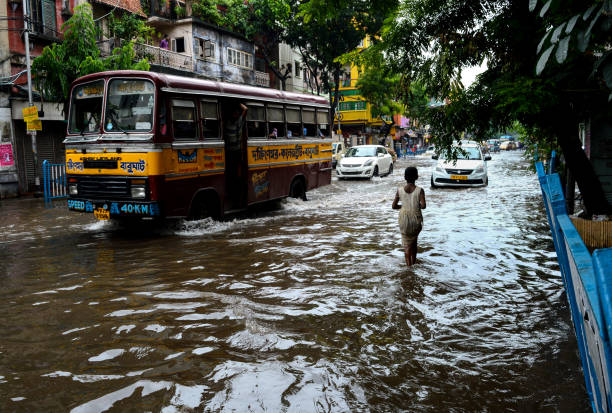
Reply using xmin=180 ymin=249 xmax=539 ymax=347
xmin=0 ymin=151 xmax=590 ymax=412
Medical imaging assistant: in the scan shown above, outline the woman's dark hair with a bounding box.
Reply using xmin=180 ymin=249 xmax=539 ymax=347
xmin=404 ymin=166 xmax=418 ymax=183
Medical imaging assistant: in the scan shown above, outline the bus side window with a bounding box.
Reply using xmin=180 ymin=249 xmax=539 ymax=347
xmin=317 ymin=109 xmax=330 ymax=138
xmin=158 ymin=98 xmax=167 ymax=136
xmin=286 ymin=107 xmax=301 ymax=138
xmin=267 ymin=105 xmax=285 ymax=138
xmin=171 ymin=99 xmax=198 ymax=141
xmin=200 ymin=100 xmax=219 ymax=139
xmin=303 ymin=108 xmax=316 ymax=137
xmin=247 ymin=103 xmax=266 ymax=139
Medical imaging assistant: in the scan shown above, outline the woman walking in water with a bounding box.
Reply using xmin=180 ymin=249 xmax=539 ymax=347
xmin=392 ymin=167 xmax=426 ymax=266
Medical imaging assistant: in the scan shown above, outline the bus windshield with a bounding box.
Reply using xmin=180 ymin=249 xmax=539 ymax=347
xmin=104 ymin=79 xmax=155 ymax=133
xmin=68 ymin=80 xmax=104 ymax=135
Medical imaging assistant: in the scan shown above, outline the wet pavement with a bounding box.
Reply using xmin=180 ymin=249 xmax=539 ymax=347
xmin=0 ymin=151 xmax=590 ymax=411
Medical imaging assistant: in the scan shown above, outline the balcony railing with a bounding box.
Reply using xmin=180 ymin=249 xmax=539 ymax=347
xmin=134 ymin=43 xmax=194 ymax=72
xmin=255 ymin=71 xmax=270 ymax=87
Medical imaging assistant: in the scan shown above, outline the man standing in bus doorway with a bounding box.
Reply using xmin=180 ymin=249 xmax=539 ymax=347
xmin=224 ymin=102 xmax=248 ymax=208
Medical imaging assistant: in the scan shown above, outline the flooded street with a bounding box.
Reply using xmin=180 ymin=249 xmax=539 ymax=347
xmin=1 ymin=151 xmax=589 ymax=411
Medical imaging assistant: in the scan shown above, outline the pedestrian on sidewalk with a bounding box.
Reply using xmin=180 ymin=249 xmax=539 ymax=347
xmin=392 ymin=166 xmax=426 ymax=266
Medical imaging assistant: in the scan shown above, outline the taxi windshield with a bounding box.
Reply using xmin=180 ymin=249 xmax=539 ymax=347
xmin=441 ymin=146 xmax=481 ymax=160
xmin=68 ymin=80 xmax=104 ymax=135
xmin=104 ymin=79 xmax=155 ymax=133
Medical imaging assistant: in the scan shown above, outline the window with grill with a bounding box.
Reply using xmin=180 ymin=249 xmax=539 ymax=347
xmin=286 ymin=107 xmax=301 ymax=138
xmin=227 ymin=48 xmax=253 ymax=69
xmin=303 ymin=108 xmax=316 ymax=137
xmin=172 ymin=99 xmax=198 ymax=141
xmin=316 ymin=109 xmax=329 ymax=137
xmin=246 ymin=103 xmax=266 ymax=139
xmin=30 ymin=0 xmax=57 ymax=36
xmin=200 ymin=100 xmax=219 ymax=139
xmin=339 ymin=101 xmax=366 ymax=111
xmin=197 ymin=39 xmax=215 ymax=60
xmin=267 ymin=106 xmax=285 ymax=138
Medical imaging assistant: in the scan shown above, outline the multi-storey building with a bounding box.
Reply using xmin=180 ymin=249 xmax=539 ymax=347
xmin=335 ymin=37 xmax=410 ymax=148
xmin=1 ymin=0 xmax=77 ymax=197
xmin=1 ymin=0 xmax=322 ymax=196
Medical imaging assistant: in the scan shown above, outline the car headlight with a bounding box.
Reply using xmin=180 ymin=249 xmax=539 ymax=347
xmin=364 ymin=159 xmax=374 ymax=166
xmin=435 ymin=167 xmax=445 ymax=173
xmin=68 ymin=184 xmax=78 ymax=195
xmin=474 ymin=166 xmax=485 ymax=174
xmin=131 ymin=185 xmax=146 ymax=199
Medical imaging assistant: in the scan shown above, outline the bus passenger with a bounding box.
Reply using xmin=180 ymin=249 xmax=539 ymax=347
xmin=224 ymin=102 xmax=248 ymax=207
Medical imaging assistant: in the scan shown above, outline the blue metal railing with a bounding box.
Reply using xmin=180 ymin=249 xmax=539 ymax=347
xmin=536 ymin=155 xmax=612 ymax=413
xmin=43 ymin=160 xmax=67 ymax=207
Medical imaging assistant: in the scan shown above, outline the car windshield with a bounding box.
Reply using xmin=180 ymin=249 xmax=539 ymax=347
xmin=346 ymin=147 xmax=376 ymax=157
xmin=104 ymin=79 xmax=155 ymax=133
xmin=441 ymin=146 xmax=482 ymax=160
xmin=68 ymin=80 xmax=104 ymax=135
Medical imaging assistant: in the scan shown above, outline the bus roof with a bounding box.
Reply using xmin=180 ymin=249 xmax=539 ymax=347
xmin=73 ymin=70 xmax=329 ymax=108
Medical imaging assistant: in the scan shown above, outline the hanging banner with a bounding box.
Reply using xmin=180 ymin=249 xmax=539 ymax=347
xmin=27 ymin=119 xmax=42 ymax=131
xmin=0 ymin=143 xmax=14 ymax=167
xmin=22 ymin=106 xmax=39 ymax=123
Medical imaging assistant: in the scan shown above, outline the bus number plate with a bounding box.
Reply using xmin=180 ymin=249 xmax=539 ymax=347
xmin=94 ymin=208 xmax=110 ymax=220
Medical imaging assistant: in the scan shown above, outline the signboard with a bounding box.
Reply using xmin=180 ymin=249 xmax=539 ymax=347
xmin=27 ymin=119 xmax=42 ymax=131
xmin=22 ymin=106 xmax=39 ymax=122
xmin=0 ymin=143 xmax=14 ymax=167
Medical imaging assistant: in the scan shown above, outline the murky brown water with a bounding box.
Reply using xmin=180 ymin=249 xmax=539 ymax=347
xmin=0 ymin=151 xmax=589 ymax=412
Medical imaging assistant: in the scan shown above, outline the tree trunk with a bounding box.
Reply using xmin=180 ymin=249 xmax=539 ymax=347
xmin=556 ymin=119 xmax=610 ymax=216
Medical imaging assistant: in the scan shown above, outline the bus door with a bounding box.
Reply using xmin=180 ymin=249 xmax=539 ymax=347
xmin=222 ymin=99 xmax=248 ymax=210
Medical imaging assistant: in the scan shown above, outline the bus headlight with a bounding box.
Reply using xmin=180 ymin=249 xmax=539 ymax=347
xmin=131 ymin=185 xmax=146 ymax=199
xmin=69 ymin=184 xmax=78 ymax=195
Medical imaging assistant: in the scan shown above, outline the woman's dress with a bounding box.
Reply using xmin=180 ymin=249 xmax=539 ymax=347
xmin=398 ymin=185 xmax=423 ymax=247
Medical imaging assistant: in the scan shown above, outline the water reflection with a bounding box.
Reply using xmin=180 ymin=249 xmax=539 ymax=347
xmin=0 ymin=151 xmax=589 ymax=411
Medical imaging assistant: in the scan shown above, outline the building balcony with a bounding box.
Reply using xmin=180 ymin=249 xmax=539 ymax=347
xmin=97 ymin=39 xmax=194 ymax=72
xmin=133 ymin=42 xmax=194 ymax=72
xmin=255 ymin=71 xmax=270 ymax=87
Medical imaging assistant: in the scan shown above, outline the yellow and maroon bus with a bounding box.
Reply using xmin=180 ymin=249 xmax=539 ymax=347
xmin=64 ymin=70 xmax=332 ymax=221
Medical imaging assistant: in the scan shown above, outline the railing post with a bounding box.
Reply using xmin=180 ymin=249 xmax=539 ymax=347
xmin=42 ymin=160 xmax=49 ymax=206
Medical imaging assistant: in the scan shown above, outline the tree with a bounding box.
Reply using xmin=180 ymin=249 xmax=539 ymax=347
xmin=355 ymin=55 xmax=403 ymax=120
xmin=32 ymin=3 xmax=149 ymax=112
xmin=107 ymin=12 xmax=155 ymax=44
xmin=286 ymin=0 xmax=400 ymax=123
xmin=369 ymin=0 xmax=611 ymax=215
xmin=244 ymin=0 xmax=294 ymax=90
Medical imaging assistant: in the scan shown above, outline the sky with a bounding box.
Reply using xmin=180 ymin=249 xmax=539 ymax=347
xmin=461 ymin=59 xmax=488 ymax=87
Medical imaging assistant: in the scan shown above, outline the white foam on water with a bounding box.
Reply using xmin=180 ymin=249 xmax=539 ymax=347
xmin=164 ymin=352 xmax=184 ymax=360
xmin=88 ymin=349 xmax=125 ymax=362
xmin=163 ymin=384 xmax=207 ymax=411
xmin=144 ymin=324 xmax=166 ymax=333
xmin=115 ymin=324 xmax=136 ymax=334
xmin=72 ymin=374 xmax=124 ymax=383
xmin=62 ymin=326 xmax=90 ymax=336
xmin=192 ymin=347 xmax=215 ymax=355
xmin=70 ymin=380 xmax=173 ymax=413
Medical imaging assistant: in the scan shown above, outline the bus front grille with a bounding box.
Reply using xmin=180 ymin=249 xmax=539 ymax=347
xmin=77 ymin=177 xmax=130 ymax=199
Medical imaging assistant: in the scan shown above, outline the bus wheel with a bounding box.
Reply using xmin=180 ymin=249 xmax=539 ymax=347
xmin=190 ymin=193 xmax=219 ymax=220
xmin=289 ymin=179 xmax=307 ymax=201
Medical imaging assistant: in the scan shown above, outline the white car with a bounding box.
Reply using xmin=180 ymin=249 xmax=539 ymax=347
xmin=331 ymin=142 xmax=346 ymax=169
xmin=336 ymin=145 xmax=393 ymax=179
xmin=431 ymin=142 xmax=490 ymax=187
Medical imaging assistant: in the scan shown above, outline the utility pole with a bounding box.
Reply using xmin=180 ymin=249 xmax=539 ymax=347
xmin=22 ymin=0 xmax=39 ymax=192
